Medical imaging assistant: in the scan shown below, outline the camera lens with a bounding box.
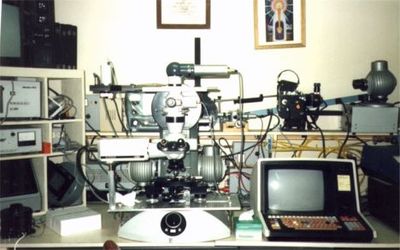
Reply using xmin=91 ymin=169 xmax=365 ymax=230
xmin=352 ymin=79 xmax=368 ymax=91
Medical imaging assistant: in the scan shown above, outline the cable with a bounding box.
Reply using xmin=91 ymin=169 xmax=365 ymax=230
xmin=306 ymin=114 xmax=326 ymax=158
xmin=243 ymin=118 xmax=266 ymax=167
xmin=200 ymin=100 xmax=224 ymax=190
xmin=113 ymin=98 xmax=128 ymax=136
xmin=84 ymin=147 xmax=134 ymax=193
xmin=102 ymin=98 xmax=118 ymax=137
xmin=48 ymin=87 xmax=77 ymax=119
xmin=223 ymin=114 xmax=280 ymax=158
xmin=237 ymin=113 xmax=275 ymax=195
xmin=117 ymin=163 xmax=136 ymax=191
xmin=291 ymin=135 xmax=307 ymax=158
xmin=76 ymin=146 xmax=103 ymax=194
xmin=53 ymin=124 xmax=65 ymax=148
xmin=277 ymin=69 xmax=300 ymax=86
xmin=85 ymin=120 xmax=103 ymax=137
xmin=108 ymin=61 xmax=119 ymax=85
xmin=338 ymin=102 xmax=351 ymax=158
xmin=316 ymin=126 xmax=326 ymax=158
xmin=0 ymin=81 xmax=15 ymax=125
xmin=354 ymin=135 xmax=368 ymax=146
xmin=90 ymin=135 xmax=98 ymax=145
xmin=88 ymin=184 xmax=109 ymax=203
xmin=93 ymin=73 xmax=101 ymax=85
xmin=238 ymin=72 xmax=246 ymax=195
xmin=48 ymin=87 xmax=60 ymax=96
xmin=13 ymin=232 xmax=27 ymax=250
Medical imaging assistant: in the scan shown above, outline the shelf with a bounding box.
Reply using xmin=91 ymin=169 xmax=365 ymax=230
xmin=0 ymin=66 xmax=86 ymax=216
xmin=0 ymin=66 xmax=83 ymax=79
xmin=1 ymin=118 xmax=83 ymax=126
xmin=0 ymin=153 xmax=46 ymax=161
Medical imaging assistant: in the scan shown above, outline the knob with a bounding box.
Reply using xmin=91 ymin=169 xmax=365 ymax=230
xmin=160 ymin=212 xmax=186 ymax=236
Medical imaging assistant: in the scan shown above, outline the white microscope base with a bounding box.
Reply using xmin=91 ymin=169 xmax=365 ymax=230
xmin=118 ymin=210 xmax=230 ymax=243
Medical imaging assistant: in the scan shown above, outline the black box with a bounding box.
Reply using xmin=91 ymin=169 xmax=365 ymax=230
xmin=54 ymin=23 xmax=77 ymax=69
xmin=368 ymin=176 xmax=399 ymax=231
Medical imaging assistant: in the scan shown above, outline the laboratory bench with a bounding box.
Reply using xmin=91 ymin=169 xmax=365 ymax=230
xmin=1 ymin=203 xmax=399 ymax=250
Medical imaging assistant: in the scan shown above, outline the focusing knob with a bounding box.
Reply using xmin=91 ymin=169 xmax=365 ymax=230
xmin=166 ymin=97 xmax=177 ymax=107
xmin=160 ymin=212 xmax=186 ymax=236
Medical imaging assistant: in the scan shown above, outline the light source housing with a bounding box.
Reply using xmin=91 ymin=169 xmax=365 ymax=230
xmin=352 ymin=60 xmax=397 ymax=104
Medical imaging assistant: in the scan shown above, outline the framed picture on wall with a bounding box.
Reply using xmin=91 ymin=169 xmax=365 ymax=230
xmin=254 ymin=0 xmax=306 ymax=49
xmin=157 ymin=0 xmax=210 ymax=29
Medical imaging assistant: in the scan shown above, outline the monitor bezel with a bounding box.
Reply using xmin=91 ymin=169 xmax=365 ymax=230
xmin=260 ymin=159 xmax=357 ymax=216
xmin=0 ymin=0 xmax=26 ymax=67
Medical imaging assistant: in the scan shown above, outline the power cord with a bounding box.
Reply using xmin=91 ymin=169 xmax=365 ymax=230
xmin=338 ymin=102 xmax=351 ymax=158
xmin=13 ymin=232 xmax=26 ymax=250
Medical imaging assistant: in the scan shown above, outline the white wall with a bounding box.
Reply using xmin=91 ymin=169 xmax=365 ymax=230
xmin=55 ymin=0 xmax=399 ymax=128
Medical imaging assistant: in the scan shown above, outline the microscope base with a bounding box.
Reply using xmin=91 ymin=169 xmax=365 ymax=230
xmin=118 ymin=210 xmax=230 ymax=243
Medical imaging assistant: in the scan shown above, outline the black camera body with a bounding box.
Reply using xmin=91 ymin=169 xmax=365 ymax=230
xmin=277 ymin=81 xmax=322 ymax=131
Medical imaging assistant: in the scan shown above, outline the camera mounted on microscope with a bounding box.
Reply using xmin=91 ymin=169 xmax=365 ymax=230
xmin=276 ymin=70 xmax=323 ymax=131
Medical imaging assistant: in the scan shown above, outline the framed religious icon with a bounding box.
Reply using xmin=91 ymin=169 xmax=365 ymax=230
xmin=254 ymin=0 xmax=306 ymax=49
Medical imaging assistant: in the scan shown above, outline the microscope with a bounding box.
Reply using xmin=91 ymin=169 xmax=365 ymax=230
xmin=93 ymin=62 xmax=241 ymax=243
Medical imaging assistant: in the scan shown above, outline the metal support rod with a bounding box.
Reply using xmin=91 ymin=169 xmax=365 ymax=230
xmin=108 ymin=165 xmax=116 ymax=210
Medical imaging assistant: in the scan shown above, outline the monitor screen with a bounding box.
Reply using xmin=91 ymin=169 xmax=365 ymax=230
xmin=268 ymin=169 xmax=324 ymax=212
xmin=0 ymin=3 xmax=21 ymax=58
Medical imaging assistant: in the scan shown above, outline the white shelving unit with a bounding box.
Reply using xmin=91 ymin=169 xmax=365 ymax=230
xmin=0 ymin=66 xmax=86 ymax=216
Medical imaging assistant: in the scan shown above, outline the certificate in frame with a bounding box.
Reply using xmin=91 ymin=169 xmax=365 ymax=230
xmin=157 ymin=0 xmax=211 ymax=29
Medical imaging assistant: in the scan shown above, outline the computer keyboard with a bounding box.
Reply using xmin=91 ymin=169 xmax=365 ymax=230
xmin=267 ymin=215 xmax=342 ymax=231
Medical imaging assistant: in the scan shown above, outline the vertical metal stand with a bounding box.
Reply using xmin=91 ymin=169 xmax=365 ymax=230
xmin=108 ymin=164 xmax=116 ymax=210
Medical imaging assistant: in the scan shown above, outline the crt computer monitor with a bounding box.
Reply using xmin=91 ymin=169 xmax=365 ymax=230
xmin=253 ymin=158 xmax=360 ymax=216
xmin=268 ymin=168 xmax=325 ymax=213
xmin=0 ymin=0 xmax=24 ymax=66
xmin=251 ymin=158 xmax=375 ymax=242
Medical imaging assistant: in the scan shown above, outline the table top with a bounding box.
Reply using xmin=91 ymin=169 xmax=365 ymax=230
xmin=1 ymin=203 xmax=399 ymax=249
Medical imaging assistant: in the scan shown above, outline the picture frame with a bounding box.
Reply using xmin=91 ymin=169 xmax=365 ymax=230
xmin=157 ymin=0 xmax=211 ymax=29
xmin=254 ymin=0 xmax=306 ymax=49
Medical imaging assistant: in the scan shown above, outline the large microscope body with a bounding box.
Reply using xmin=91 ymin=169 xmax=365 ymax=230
xmin=96 ymin=63 xmax=240 ymax=242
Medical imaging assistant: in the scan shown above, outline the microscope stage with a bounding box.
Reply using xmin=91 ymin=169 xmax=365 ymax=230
xmin=108 ymin=193 xmax=241 ymax=212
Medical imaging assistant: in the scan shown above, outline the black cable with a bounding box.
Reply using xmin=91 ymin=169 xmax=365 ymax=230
xmin=216 ymin=138 xmax=239 ymax=169
xmin=277 ymin=69 xmax=300 ymax=86
xmin=219 ymin=114 xmax=275 ymax=195
xmin=89 ymin=135 xmax=98 ymax=146
xmin=78 ymin=148 xmax=131 ymax=199
xmin=306 ymin=110 xmax=326 ymax=158
xmin=292 ymin=135 xmax=307 ymax=158
xmin=108 ymin=61 xmax=118 ymax=85
xmin=338 ymin=102 xmax=351 ymax=158
xmin=115 ymin=163 xmax=136 ymax=192
xmin=214 ymin=138 xmax=239 ymax=183
xmin=354 ymin=135 xmax=368 ymax=146
xmin=113 ymin=98 xmax=128 ymax=135
xmin=48 ymin=87 xmax=60 ymax=96
xmin=54 ymin=124 xmax=65 ymax=147
xmin=93 ymin=73 xmax=101 ymax=85
xmin=238 ymin=109 xmax=245 ymax=193
xmin=76 ymin=146 xmax=102 ymax=194
xmin=223 ymin=114 xmax=280 ymax=158
xmin=255 ymin=114 xmax=273 ymax=160
xmin=0 ymin=81 xmax=15 ymax=125
xmin=85 ymin=120 xmax=103 ymax=137
xmin=48 ymin=87 xmax=77 ymax=119
xmin=102 ymin=98 xmax=118 ymax=137
xmin=316 ymin=126 xmax=326 ymax=158
xmin=258 ymin=118 xmax=266 ymax=158
xmin=242 ymin=114 xmax=273 ymax=193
